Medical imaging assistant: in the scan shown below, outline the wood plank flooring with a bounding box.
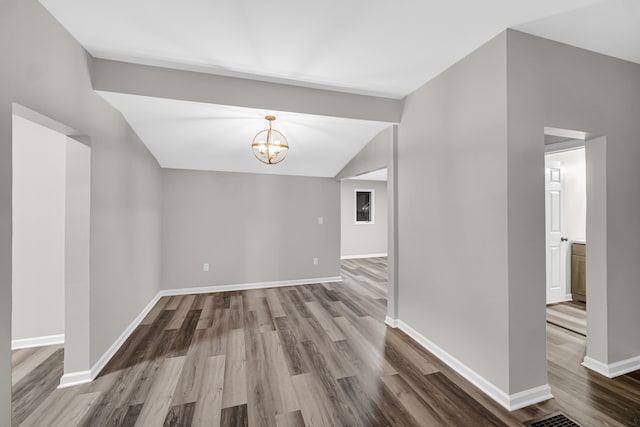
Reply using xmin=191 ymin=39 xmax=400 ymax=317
xmin=546 ymin=301 xmax=587 ymax=336
xmin=12 ymin=257 xmax=640 ymax=426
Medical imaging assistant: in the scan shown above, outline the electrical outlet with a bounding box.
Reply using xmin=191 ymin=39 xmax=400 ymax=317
xmin=203 ymin=263 xmax=210 ymax=272
xmin=318 ymin=216 xmax=323 ymax=225
xmin=313 ymin=257 xmax=319 ymax=265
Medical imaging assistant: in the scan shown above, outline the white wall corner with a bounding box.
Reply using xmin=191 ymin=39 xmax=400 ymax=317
xmin=582 ymin=355 xmax=640 ymax=378
xmin=58 ymin=370 xmax=92 ymax=389
xmin=11 ymin=334 xmax=64 ymax=350
xmin=396 ymin=319 xmax=552 ymax=411
xmin=385 ymin=316 xmax=398 ymax=328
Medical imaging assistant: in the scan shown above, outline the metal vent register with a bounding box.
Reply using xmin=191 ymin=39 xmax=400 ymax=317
xmin=524 ymin=411 xmax=581 ymax=427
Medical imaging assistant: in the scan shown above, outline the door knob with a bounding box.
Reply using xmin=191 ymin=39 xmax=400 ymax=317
xmin=561 ymin=237 xmax=568 ymax=242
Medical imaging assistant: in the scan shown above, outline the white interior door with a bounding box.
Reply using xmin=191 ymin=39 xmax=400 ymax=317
xmin=545 ymin=160 xmax=568 ymax=304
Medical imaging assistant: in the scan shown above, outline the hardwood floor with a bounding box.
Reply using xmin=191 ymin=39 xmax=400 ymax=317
xmin=11 ymin=345 xmax=64 ymax=425
xmin=546 ymin=301 xmax=587 ymax=336
xmin=11 ymin=258 xmax=640 ymax=426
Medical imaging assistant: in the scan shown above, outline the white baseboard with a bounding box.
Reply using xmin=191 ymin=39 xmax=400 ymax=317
xmin=396 ymin=319 xmax=553 ymax=411
xmin=507 ymin=385 xmax=554 ymax=411
xmin=582 ymin=355 xmax=640 ymax=378
xmin=340 ymin=253 xmax=387 ymax=260
xmin=60 ymin=275 xmax=343 ymax=389
xmin=158 ymin=276 xmax=343 ymax=297
xmin=12 ymin=334 xmax=64 ymax=350
xmin=547 ymin=295 xmax=573 ymax=305
xmin=58 ymin=370 xmax=91 ymax=389
xmin=385 ymin=316 xmax=398 ymax=328
xmin=89 ymin=292 xmax=164 ymax=381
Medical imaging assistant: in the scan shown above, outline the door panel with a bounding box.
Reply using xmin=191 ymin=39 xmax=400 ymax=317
xmin=545 ymin=161 xmax=567 ymax=303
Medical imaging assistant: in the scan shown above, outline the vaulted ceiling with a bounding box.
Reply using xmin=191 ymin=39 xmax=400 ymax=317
xmin=39 ymin=0 xmax=639 ymax=177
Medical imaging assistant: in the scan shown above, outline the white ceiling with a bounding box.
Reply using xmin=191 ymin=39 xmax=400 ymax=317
xmin=97 ymin=92 xmax=390 ymax=177
xmin=38 ymin=0 xmax=639 ymax=178
xmin=39 ymin=0 xmax=613 ymax=99
xmin=515 ymin=0 xmax=640 ymax=65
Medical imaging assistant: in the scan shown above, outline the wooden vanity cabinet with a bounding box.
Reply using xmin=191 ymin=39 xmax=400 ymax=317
xmin=571 ymin=243 xmax=586 ymax=303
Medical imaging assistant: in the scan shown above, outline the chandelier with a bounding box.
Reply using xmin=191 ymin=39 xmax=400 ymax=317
xmin=251 ymin=115 xmax=289 ymax=165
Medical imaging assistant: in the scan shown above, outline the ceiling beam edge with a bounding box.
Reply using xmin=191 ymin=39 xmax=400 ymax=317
xmin=90 ymin=58 xmax=403 ymax=123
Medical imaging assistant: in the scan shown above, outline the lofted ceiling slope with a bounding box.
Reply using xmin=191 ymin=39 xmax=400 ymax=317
xmin=97 ymin=91 xmax=391 ymax=177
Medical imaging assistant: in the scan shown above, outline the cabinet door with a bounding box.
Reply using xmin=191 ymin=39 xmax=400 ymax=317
xmin=571 ymin=244 xmax=586 ymax=303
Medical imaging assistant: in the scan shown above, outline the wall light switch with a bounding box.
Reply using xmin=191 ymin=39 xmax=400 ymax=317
xmin=313 ymin=258 xmax=319 ymax=265
xmin=318 ymin=216 xmax=323 ymax=225
xmin=203 ymin=263 xmax=210 ymax=272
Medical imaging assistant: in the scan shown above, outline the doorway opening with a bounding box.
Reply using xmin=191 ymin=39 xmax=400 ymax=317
xmin=10 ymin=104 xmax=90 ymax=424
xmin=339 ymin=168 xmax=389 ymax=303
xmin=544 ymin=130 xmax=587 ymax=337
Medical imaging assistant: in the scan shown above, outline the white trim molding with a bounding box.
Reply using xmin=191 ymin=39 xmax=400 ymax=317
xmin=385 ymin=316 xmax=398 ymax=328
xmin=67 ymin=275 xmax=343 ymax=389
xmin=157 ymin=276 xmax=343 ymax=297
xmin=12 ymin=334 xmax=64 ymax=350
xmin=396 ymin=319 xmax=553 ymax=411
xmin=58 ymin=370 xmax=92 ymax=389
xmin=544 ymin=139 xmax=585 ymax=154
xmin=507 ymin=385 xmax=554 ymax=411
xmin=89 ymin=293 xmax=164 ymax=381
xmin=582 ymin=355 xmax=640 ymax=378
xmin=547 ymin=294 xmax=574 ymax=305
xmin=341 ymin=253 xmax=388 ymax=260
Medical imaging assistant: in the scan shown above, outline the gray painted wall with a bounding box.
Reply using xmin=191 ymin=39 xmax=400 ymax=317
xmin=91 ymin=59 xmax=402 ymax=124
xmin=398 ymin=32 xmax=513 ymax=393
xmin=161 ymin=169 xmax=340 ymax=290
xmin=0 ymin=0 xmax=163 ymax=420
xmin=12 ymin=115 xmax=66 ymax=342
xmin=340 ymin=180 xmax=388 ymax=257
xmin=63 ymin=135 xmax=92 ymax=378
xmin=397 ymin=28 xmax=640 ymax=397
xmin=585 ymin=136 xmax=608 ymax=363
xmin=506 ymin=30 xmax=640 ymax=367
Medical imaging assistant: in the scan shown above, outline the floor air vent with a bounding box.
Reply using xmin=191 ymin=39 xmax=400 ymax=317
xmin=525 ymin=411 xmax=581 ymax=427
